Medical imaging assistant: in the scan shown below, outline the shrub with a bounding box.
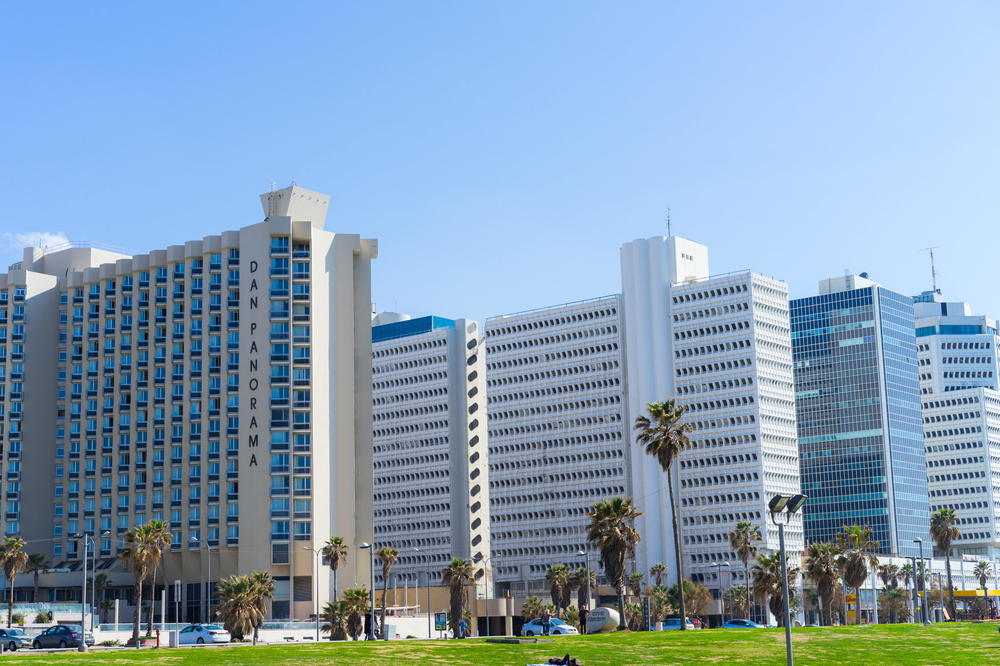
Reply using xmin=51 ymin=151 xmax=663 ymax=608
xmin=100 ymin=639 xmax=122 ymax=647
xmin=10 ymin=613 xmax=24 ymax=626
xmin=34 ymin=610 xmax=53 ymax=624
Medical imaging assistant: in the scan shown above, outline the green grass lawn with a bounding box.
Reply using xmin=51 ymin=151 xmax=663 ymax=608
xmin=6 ymin=623 xmax=999 ymax=665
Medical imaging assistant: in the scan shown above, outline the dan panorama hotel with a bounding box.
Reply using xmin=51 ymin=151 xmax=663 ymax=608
xmin=0 ymin=186 xmax=376 ymax=619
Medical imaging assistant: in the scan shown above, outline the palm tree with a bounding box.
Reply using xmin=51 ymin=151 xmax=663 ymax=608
xmin=836 ymin=525 xmax=880 ymax=625
xmin=803 ymin=541 xmax=841 ymax=626
xmin=545 ymin=565 xmax=571 ymax=616
xmin=650 ymin=563 xmax=667 ymax=587
xmin=587 ymin=497 xmax=642 ymax=630
xmin=751 ymin=552 xmax=799 ymax=626
xmin=973 ymin=561 xmax=992 ymax=601
xmin=900 ymin=563 xmax=914 ymax=590
xmin=0 ymin=538 xmax=28 ymax=628
xmin=377 ymin=547 xmax=399 ymax=637
xmin=728 ymin=520 xmax=762 ymax=619
xmin=635 ymin=399 xmax=694 ymax=627
xmin=320 ymin=600 xmax=349 ymax=640
xmin=119 ymin=522 xmax=170 ymax=642
xmin=930 ymin=508 xmax=960 ymax=618
xmin=24 ymin=553 xmax=50 ymax=603
xmin=140 ymin=520 xmax=171 ymax=635
xmin=877 ymin=563 xmax=901 ymax=623
xmin=725 ymin=584 xmax=750 ymax=620
xmin=342 ymin=587 xmax=370 ymax=640
xmin=571 ymin=567 xmax=596 ymax=611
xmin=521 ymin=596 xmax=545 ymax=621
xmin=321 ymin=536 xmax=349 ymax=602
xmin=216 ymin=575 xmax=260 ymax=641
xmin=627 ymin=572 xmax=643 ymax=598
xmin=249 ymin=571 xmax=275 ymax=642
xmin=442 ymin=558 xmax=475 ymax=638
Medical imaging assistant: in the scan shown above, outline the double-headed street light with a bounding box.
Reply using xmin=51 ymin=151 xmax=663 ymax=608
xmin=359 ymin=543 xmax=377 ymax=640
xmin=576 ymin=549 xmax=593 ymax=612
xmin=768 ymin=493 xmax=807 ymax=666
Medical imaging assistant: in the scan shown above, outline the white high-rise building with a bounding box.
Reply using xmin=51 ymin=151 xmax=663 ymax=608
xmin=2 ymin=185 xmax=376 ymax=620
xmin=922 ymin=388 xmax=1000 ymax=559
xmin=485 ymin=296 xmax=628 ymax=592
xmin=620 ymin=236 xmax=802 ymax=591
xmin=371 ymin=313 xmax=492 ymax=588
xmin=915 ymin=291 xmax=1000 ymax=559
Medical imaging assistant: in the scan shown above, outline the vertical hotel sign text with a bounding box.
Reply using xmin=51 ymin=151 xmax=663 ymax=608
xmin=246 ymin=257 xmax=261 ymax=467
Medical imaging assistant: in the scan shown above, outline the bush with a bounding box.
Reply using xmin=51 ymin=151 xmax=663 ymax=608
xmin=10 ymin=613 xmax=24 ymax=626
xmin=34 ymin=610 xmax=53 ymax=624
xmin=100 ymin=639 xmax=122 ymax=647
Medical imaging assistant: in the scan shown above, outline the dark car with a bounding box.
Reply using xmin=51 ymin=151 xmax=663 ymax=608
xmin=31 ymin=625 xmax=95 ymax=649
xmin=0 ymin=628 xmax=31 ymax=651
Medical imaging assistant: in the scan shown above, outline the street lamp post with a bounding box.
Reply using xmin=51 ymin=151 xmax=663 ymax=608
xmin=190 ymin=537 xmax=212 ymax=624
xmin=908 ymin=556 xmax=919 ymax=624
xmin=713 ymin=562 xmax=729 ymax=626
xmin=360 ymin=543 xmax=376 ymax=640
xmin=303 ymin=546 xmax=321 ymax=641
xmin=914 ymin=539 xmax=930 ymax=625
xmin=414 ymin=547 xmax=431 ymax=639
xmin=70 ymin=533 xmax=91 ymax=652
xmin=577 ymin=549 xmax=592 ymax=612
xmin=768 ymin=494 xmax=807 ymax=666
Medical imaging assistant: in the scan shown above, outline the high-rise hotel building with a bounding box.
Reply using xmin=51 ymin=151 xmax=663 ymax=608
xmin=485 ymin=296 xmax=628 ymax=591
xmin=621 ymin=236 xmax=803 ymax=591
xmin=3 ymin=186 xmax=376 ymax=620
xmin=371 ymin=313 xmax=492 ymax=588
xmin=791 ymin=274 xmax=930 ymax=557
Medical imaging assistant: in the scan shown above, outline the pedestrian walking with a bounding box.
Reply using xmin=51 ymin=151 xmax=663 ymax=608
xmin=579 ymin=606 xmax=589 ymax=634
xmin=542 ymin=608 xmax=552 ymax=636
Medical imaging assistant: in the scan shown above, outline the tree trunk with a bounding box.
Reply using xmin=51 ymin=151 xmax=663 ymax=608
xmin=33 ymin=572 xmax=39 ymax=604
xmin=616 ymin=584 xmax=626 ymax=630
xmin=744 ymin=563 xmax=751 ymax=620
xmin=944 ymin=555 xmax=956 ymax=618
xmin=146 ymin=566 xmax=156 ymax=635
xmin=381 ymin=573 xmax=388 ymax=639
xmin=7 ymin=577 xmax=12 ymax=628
xmin=333 ymin=568 xmax=338 ymax=602
xmin=856 ymin=586 xmax=862 ymax=625
xmin=667 ymin=472 xmax=687 ymax=628
xmin=132 ymin=579 xmax=143 ymax=641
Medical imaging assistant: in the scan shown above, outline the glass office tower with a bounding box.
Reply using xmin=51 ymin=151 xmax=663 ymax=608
xmin=791 ymin=274 xmax=930 ymax=557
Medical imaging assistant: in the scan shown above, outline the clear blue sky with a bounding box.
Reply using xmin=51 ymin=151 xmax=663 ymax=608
xmin=2 ymin=2 xmax=998 ymax=324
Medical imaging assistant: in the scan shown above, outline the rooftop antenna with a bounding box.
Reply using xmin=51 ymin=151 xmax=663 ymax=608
xmin=266 ymin=181 xmax=276 ymax=220
xmin=666 ymin=208 xmax=672 ymax=237
xmin=925 ymin=246 xmax=941 ymax=294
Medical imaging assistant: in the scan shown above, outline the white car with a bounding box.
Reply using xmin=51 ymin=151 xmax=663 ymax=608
xmin=179 ymin=624 xmax=231 ymax=644
xmin=521 ymin=618 xmax=579 ymax=636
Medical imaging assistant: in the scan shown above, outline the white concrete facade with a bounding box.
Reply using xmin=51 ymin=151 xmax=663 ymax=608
xmin=5 ymin=186 xmax=376 ymax=621
xmin=913 ymin=292 xmax=1000 ymax=395
xmin=922 ymin=388 xmax=1000 ymax=559
xmin=371 ymin=314 xmax=492 ymax=589
xmin=485 ymin=296 xmax=628 ymax=590
xmin=620 ymin=236 xmax=802 ymax=588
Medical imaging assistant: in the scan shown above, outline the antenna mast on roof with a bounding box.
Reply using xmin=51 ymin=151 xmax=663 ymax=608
xmin=266 ymin=181 xmax=277 ymax=220
xmin=925 ymin=246 xmax=941 ymax=294
xmin=666 ymin=208 xmax=672 ymax=237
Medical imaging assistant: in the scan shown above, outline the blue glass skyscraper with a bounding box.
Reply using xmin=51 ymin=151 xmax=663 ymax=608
xmin=791 ymin=275 xmax=931 ymax=557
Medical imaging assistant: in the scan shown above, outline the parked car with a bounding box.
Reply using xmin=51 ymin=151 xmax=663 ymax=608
xmin=0 ymin=628 xmax=31 ymax=651
xmin=723 ymin=619 xmax=762 ymax=629
xmin=520 ymin=618 xmax=579 ymax=636
xmin=660 ymin=617 xmax=696 ymax=630
xmin=31 ymin=625 xmax=94 ymax=649
xmin=179 ymin=624 xmax=231 ymax=644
